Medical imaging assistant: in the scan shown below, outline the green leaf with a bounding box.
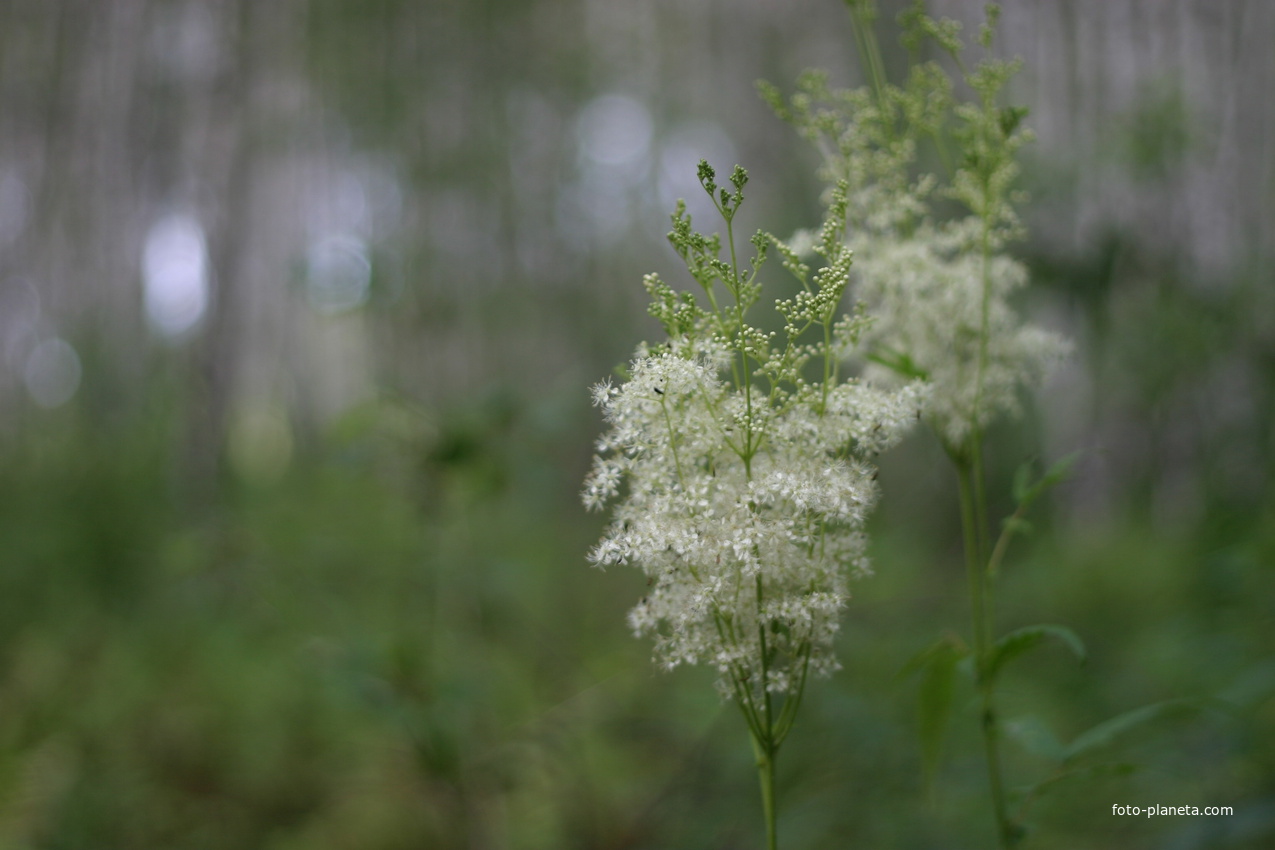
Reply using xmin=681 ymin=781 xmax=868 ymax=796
xmin=1017 ymin=762 xmax=1139 ymax=807
xmin=1064 ymin=700 xmax=1191 ymax=763
xmin=917 ymin=642 xmax=964 ymax=788
xmin=866 ymin=349 xmax=929 ymax=381
xmin=1011 ymin=461 xmax=1033 ymax=505
xmin=1004 ymin=715 xmax=1066 ymax=762
xmin=900 ymin=636 xmax=970 ymax=788
xmin=1219 ymin=660 xmax=1275 ymax=710
xmin=898 ymin=633 xmax=968 ymax=679
xmin=988 ymin=624 xmax=1086 ymax=683
xmin=1014 ymin=451 xmax=1082 ymax=509
xmin=1039 ymin=451 xmax=1081 ymax=490
xmin=1001 ymin=516 xmax=1033 ymax=536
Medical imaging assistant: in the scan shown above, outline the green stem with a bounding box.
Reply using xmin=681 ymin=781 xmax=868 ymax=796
xmin=987 ymin=502 xmax=1025 ymax=579
xmin=820 ymin=316 xmax=834 ymax=415
xmin=773 ymin=641 xmax=811 ymax=746
xmin=727 ymin=217 xmax=755 ymax=471
xmin=957 ymin=459 xmax=987 ymax=657
xmin=958 ymin=455 xmax=1015 ymax=848
xmin=659 ymin=396 xmax=687 ymax=488
xmin=750 ymin=568 xmax=779 ymax=849
xmin=980 ymin=683 xmax=1013 ymax=848
xmin=751 ymin=730 xmax=778 ymax=850
xmin=970 ymin=434 xmax=991 ymax=568
xmin=847 ymin=1 xmax=890 ymax=123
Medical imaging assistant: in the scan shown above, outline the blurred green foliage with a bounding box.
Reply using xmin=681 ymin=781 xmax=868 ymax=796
xmin=0 ymin=361 xmax=1271 ymax=848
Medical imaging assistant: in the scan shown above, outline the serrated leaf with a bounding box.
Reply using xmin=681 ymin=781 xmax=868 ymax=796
xmin=1004 ymin=715 xmax=1067 ymax=762
xmin=1064 ymin=700 xmax=1189 ymax=763
xmin=988 ymin=624 xmax=1086 ymax=684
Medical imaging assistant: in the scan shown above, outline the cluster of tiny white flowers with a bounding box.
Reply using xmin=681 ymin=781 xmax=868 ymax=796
xmin=853 ymin=232 xmax=1068 ymax=445
xmin=584 ymin=338 xmax=924 ymax=701
xmin=765 ymin=56 xmax=1069 ymax=448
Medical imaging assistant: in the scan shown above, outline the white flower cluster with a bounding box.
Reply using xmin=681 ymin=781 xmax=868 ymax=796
xmin=584 ymin=338 xmax=924 ymax=700
xmin=766 ymin=61 xmax=1069 ymax=448
xmin=853 ymin=232 xmax=1068 ymax=445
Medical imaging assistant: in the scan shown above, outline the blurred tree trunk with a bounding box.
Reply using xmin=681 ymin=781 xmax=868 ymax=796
xmin=184 ymin=0 xmax=254 ymax=496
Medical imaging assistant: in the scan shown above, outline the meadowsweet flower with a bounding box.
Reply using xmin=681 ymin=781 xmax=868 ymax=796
xmin=586 ymin=345 xmax=923 ymax=699
xmin=854 ymin=233 xmax=1066 ymax=444
xmin=583 ymin=162 xmax=925 ymax=704
xmin=762 ymin=47 xmax=1069 ymax=448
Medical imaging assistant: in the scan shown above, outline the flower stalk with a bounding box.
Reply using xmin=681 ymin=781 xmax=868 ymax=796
xmin=958 ymin=447 xmax=1015 ymax=848
xmin=583 ymin=159 xmax=924 ymax=848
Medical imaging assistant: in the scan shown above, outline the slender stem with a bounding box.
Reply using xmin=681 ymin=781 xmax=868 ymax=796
xmin=726 ymin=216 xmax=756 ymax=471
xmin=980 ymin=682 xmax=1013 ymax=848
xmin=773 ymin=641 xmax=811 ymax=746
xmin=751 ymin=730 xmax=778 ymax=850
xmin=958 ymin=454 xmax=1016 ymax=848
xmin=744 ymin=570 xmax=781 ymax=850
xmin=820 ymin=315 xmax=834 ymax=415
xmin=986 ymin=503 xmax=1024 ymax=579
xmin=956 ymin=459 xmax=986 ymax=659
xmin=847 ymin=1 xmax=890 ymax=124
xmin=970 ymin=434 xmax=991 ymax=568
xmin=659 ymin=396 xmax=687 ymax=488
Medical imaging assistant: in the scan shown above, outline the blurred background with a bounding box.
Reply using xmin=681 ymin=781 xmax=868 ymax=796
xmin=0 ymin=0 xmax=1272 ymax=847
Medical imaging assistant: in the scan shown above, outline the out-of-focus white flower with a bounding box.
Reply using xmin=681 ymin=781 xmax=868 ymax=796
xmin=854 ymin=234 xmax=1068 ymax=444
xmin=764 ymin=66 xmax=1069 ymax=448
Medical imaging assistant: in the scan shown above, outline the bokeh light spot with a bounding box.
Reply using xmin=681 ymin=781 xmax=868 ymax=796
xmin=23 ymin=337 xmax=81 ymax=408
xmin=143 ymin=213 xmax=210 ymax=339
xmin=306 ymin=236 xmax=371 ymax=315
xmin=576 ymin=94 xmax=653 ymax=168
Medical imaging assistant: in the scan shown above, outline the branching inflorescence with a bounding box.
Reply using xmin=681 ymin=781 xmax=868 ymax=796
xmin=583 ymin=162 xmax=923 ymax=848
xmin=759 ymin=5 xmax=1066 ymax=449
xmin=585 ymin=163 xmax=923 ymax=710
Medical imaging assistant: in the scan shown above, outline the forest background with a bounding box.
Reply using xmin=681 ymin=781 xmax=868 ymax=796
xmin=0 ymin=0 xmax=1272 ymax=847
